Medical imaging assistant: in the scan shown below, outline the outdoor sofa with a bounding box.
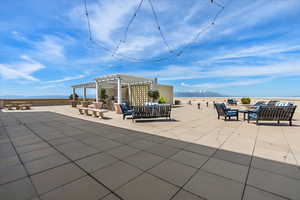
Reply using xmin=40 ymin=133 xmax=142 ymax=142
xmin=248 ymin=102 xmax=296 ymax=126
xmin=131 ymin=104 xmax=172 ymax=122
xmin=214 ymin=102 xmax=239 ymax=121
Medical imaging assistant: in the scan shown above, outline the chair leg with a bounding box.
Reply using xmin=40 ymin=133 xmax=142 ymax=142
xmin=289 ymin=120 xmax=292 ymax=126
xmin=123 ymin=115 xmax=125 ymax=120
xmin=277 ymin=120 xmax=280 ymax=124
xmin=256 ymin=120 xmax=258 ymax=125
xmin=218 ymin=115 xmax=220 ymax=119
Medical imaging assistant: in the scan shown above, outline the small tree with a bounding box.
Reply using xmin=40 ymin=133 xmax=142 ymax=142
xmin=148 ymin=90 xmax=160 ymax=102
xmin=69 ymin=93 xmax=79 ymax=100
xmin=100 ymin=88 xmax=108 ymax=102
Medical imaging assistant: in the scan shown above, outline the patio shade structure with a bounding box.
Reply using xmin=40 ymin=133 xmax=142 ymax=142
xmin=71 ymin=74 xmax=157 ymax=104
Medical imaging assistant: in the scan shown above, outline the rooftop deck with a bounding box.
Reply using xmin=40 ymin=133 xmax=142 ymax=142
xmin=1 ymin=104 xmax=300 ymax=200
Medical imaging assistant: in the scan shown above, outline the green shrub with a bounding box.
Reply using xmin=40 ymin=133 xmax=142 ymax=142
xmin=100 ymin=88 xmax=108 ymax=101
xmin=241 ymin=97 xmax=251 ymax=104
xmin=158 ymin=97 xmax=166 ymax=104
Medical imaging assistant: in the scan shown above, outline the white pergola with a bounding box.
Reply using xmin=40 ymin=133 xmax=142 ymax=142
xmin=71 ymin=74 xmax=157 ymax=104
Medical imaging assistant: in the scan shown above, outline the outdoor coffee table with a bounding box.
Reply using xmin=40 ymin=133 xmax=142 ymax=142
xmin=239 ymin=110 xmax=250 ymax=121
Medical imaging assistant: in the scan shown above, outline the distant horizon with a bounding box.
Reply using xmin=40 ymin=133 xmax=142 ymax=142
xmin=1 ymin=0 xmax=300 ymax=97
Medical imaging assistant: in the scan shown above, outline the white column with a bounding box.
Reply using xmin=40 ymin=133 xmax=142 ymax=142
xmin=117 ymin=77 xmax=122 ymax=104
xmin=128 ymin=84 xmax=131 ymax=105
xmin=83 ymin=88 xmax=86 ymax=101
xmin=72 ymin=88 xmax=76 ymax=100
xmin=95 ymin=81 xmax=99 ymax=103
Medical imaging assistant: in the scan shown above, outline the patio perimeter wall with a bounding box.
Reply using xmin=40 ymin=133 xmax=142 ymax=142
xmin=0 ymin=98 xmax=94 ymax=108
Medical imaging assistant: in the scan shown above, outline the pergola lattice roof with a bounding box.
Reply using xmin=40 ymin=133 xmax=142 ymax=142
xmin=71 ymin=74 xmax=154 ymax=88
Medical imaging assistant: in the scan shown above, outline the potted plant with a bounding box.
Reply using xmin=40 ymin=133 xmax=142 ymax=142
xmin=69 ymin=93 xmax=79 ymax=107
xmin=100 ymin=88 xmax=108 ymax=102
xmin=148 ymin=90 xmax=160 ymax=102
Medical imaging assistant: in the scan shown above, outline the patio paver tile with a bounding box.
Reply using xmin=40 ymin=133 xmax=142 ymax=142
xmin=25 ymin=153 xmax=70 ymax=175
xmin=107 ymin=145 xmax=140 ymax=159
xmin=31 ymin=163 xmax=86 ymax=194
xmin=247 ymin=168 xmax=300 ymax=200
xmin=76 ymin=152 xmax=118 ymax=173
xmin=127 ymin=139 xmax=156 ymax=150
xmin=125 ymin=151 xmax=165 ymax=170
xmin=213 ymin=149 xmax=252 ymax=166
xmin=184 ymin=170 xmax=244 ymax=200
xmin=172 ymin=190 xmax=205 ymax=200
xmin=102 ymin=193 xmax=121 ymax=200
xmin=149 ymin=159 xmax=196 ymax=187
xmin=116 ymin=173 xmax=178 ymax=200
xmin=41 ymin=176 xmax=110 ymax=200
xmin=92 ymin=161 xmax=142 ymax=190
xmin=184 ymin=144 xmax=217 ymax=156
xmin=20 ymin=147 xmax=58 ymax=163
xmin=0 ymin=164 xmax=27 ymax=184
xmin=0 ymin=178 xmax=38 ymax=200
xmin=56 ymin=142 xmax=99 ymax=160
xmin=171 ymin=150 xmax=209 ymax=168
xmin=243 ymin=185 xmax=287 ymax=200
xmin=201 ymin=158 xmax=248 ymax=183
xmin=145 ymin=143 xmax=180 ymax=158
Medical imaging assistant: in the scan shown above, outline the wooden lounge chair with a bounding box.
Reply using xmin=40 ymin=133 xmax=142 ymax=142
xmin=214 ymin=102 xmax=239 ymax=121
xmin=248 ymin=105 xmax=297 ymax=126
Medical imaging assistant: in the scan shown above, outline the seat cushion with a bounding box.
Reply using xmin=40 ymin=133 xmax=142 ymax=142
xmin=226 ymin=110 xmax=237 ymax=116
xmin=248 ymin=113 xmax=257 ymax=119
xmin=124 ymin=110 xmax=133 ymax=115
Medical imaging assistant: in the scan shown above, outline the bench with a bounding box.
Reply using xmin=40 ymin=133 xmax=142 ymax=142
xmin=248 ymin=105 xmax=297 ymax=126
xmin=4 ymin=103 xmax=31 ymax=110
xmin=132 ymin=104 xmax=172 ymax=122
xmin=77 ymin=107 xmax=108 ymax=118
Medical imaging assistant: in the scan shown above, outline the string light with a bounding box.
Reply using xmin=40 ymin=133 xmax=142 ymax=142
xmin=83 ymin=0 xmax=229 ymax=63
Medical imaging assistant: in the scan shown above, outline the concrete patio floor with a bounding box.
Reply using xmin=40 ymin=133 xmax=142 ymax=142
xmin=1 ymin=104 xmax=300 ymax=200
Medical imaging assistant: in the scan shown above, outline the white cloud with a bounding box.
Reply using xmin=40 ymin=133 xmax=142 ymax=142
xmin=137 ymin=59 xmax=300 ymax=81
xmin=46 ymin=74 xmax=86 ymax=83
xmin=0 ymin=56 xmax=45 ymax=81
xmin=181 ymin=77 xmax=274 ymax=89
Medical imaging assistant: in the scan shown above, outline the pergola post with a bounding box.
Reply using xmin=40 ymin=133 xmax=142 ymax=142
xmin=72 ymin=88 xmax=76 ymax=100
xmin=128 ymin=83 xmax=131 ymax=105
xmin=95 ymin=81 xmax=99 ymax=103
xmin=83 ymin=88 xmax=86 ymax=101
xmin=117 ymin=77 xmax=122 ymax=104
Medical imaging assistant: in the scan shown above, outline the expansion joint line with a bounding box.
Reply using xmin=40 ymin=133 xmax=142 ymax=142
xmin=240 ymin=125 xmax=260 ymax=200
xmin=169 ymin=120 xmax=243 ymax=200
xmin=2 ymin=124 xmax=41 ymax=199
xmin=17 ymin=119 xmax=126 ymax=200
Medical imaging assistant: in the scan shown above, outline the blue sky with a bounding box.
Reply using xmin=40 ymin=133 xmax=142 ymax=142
xmin=1 ymin=0 xmax=300 ymax=97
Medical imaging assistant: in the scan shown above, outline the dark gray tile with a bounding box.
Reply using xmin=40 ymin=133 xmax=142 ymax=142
xmin=145 ymin=144 xmax=180 ymax=158
xmin=116 ymin=173 xmax=178 ymax=200
xmin=92 ymin=161 xmax=142 ymax=190
xmin=107 ymin=145 xmax=140 ymax=159
xmin=76 ymin=152 xmax=118 ymax=173
xmin=201 ymin=158 xmax=248 ymax=183
xmin=172 ymin=190 xmax=205 ymax=200
xmin=41 ymin=176 xmax=109 ymax=200
xmin=0 ymin=178 xmax=38 ymax=200
xmin=171 ymin=150 xmax=208 ymax=168
xmin=213 ymin=149 xmax=251 ymax=166
xmin=149 ymin=159 xmax=196 ymax=187
xmin=184 ymin=144 xmax=217 ymax=156
xmin=31 ymin=163 xmax=86 ymax=194
xmin=247 ymin=168 xmax=300 ymax=200
xmin=125 ymin=151 xmax=164 ymax=170
xmin=184 ymin=170 xmax=244 ymax=200
xmin=0 ymin=164 xmax=27 ymax=184
xmin=25 ymin=153 xmax=69 ymax=175
xmin=243 ymin=185 xmax=287 ymax=200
